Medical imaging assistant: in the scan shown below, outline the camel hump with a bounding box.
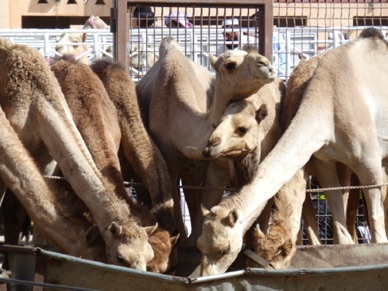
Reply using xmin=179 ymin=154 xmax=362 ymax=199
xmin=90 ymin=57 xmax=123 ymax=75
xmin=159 ymin=36 xmax=181 ymax=56
xmin=359 ymin=27 xmax=384 ymax=40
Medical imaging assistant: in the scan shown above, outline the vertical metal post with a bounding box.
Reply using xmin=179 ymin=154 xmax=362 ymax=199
xmin=112 ymin=0 xmax=130 ymax=73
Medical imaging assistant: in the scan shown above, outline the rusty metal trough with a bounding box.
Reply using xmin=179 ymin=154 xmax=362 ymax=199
xmin=1 ymin=243 xmax=388 ymax=290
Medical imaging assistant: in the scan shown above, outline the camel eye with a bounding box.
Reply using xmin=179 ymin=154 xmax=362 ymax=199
xmin=257 ymin=61 xmax=266 ymax=66
xmin=220 ymin=246 xmax=230 ymax=256
xmin=117 ymin=254 xmax=126 ymax=264
xmin=237 ymin=127 xmax=247 ymax=136
xmin=274 ymin=248 xmax=283 ymax=257
xmin=225 ymin=62 xmax=236 ymax=71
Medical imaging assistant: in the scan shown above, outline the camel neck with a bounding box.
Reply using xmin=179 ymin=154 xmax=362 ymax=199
xmin=220 ymin=105 xmax=329 ymax=234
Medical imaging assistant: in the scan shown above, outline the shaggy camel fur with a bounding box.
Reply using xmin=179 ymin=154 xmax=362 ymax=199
xmin=89 ymin=58 xmax=175 ymax=233
xmin=197 ymin=28 xmax=388 ymax=275
xmin=136 ymin=37 xmax=276 ymax=241
xmin=0 ymin=38 xmax=153 ymax=269
xmin=51 ymin=56 xmax=170 ymax=270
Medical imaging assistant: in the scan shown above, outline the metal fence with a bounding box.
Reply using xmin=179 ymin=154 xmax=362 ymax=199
xmin=1 ymin=1 xmax=386 ymax=245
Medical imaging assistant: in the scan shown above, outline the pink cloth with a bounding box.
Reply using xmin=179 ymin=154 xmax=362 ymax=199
xmin=164 ymin=12 xmax=193 ymax=28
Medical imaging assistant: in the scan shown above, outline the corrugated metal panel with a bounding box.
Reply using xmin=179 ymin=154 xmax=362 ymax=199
xmin=2 ymin=244 xmax=388 ymax=291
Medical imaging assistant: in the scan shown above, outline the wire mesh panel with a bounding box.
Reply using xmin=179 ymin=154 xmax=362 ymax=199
xmin=111 ymin=0 xmax=388 ymax=245
xmin=112 ymin=0 xmax=273 ymax=80
xmin=273 ymin=0 xmax=388 ymax=78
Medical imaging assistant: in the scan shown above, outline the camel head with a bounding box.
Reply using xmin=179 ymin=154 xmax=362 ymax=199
xmin=209 ymin=49 xmax=276 ymax=100
xmin=244 ymin=223 xmax=295 ymax=269
xmin=83 ymin=15 xmax=109 ymax=29
xmin=196 ymin=206 xmax=244 ymax=276
xmin=202 ymin=97 xmax=268 ymax=159
xmin=147 ymin=225 xmax=180 ymax=274
xmin=55 ymin=32 xmax=89 ymax=65
xmin=104 ymin=218 xmax=154 ymax=270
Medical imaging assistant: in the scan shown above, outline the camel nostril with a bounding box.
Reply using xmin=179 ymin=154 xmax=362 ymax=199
xmin=202 ymin=147 xmax=210 ymax=158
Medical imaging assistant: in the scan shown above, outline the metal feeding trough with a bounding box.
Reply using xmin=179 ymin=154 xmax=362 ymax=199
xmin=1 ymin=243 xmax=388 ymax=290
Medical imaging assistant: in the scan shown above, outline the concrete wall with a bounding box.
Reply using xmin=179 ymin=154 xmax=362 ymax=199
xmin=4 ymin=0 xmax=112 ymax=28
xmin=0 ymin=0 xmax=10 ymax=28
xmin=1 ymin=1 xmax=387 ymax=29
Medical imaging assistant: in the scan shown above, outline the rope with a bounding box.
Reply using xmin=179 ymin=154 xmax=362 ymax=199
xmin=306 ymin=182 xmax=388 ymax=193
xmin=43 ymin=175 xmax=388 ymax=193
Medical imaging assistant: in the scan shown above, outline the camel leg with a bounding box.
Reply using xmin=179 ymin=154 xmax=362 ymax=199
xmin=187 ymin=159 xmax=230 ymax=247
xmin=346 ymin=174 xmax=362 ymax=244
xmin=2 ymin=189 xmax=28 ymax=245
xmin=312 ymin=157 xmax=354 ymax=244
xmin=381 ymin=159 xmax=388 ymax=236
xmin=302 ymin=193 xmax=321 ymax=245
xmin=353 ymin=160 xmax=387 ymax=243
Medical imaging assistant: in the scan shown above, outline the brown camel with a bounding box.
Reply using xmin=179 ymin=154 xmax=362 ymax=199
xmin=0 ymin=37 xmax=153 ymax=269
xmin=136 ymin=37 xmax=276 ymax=242
xmin=51 ymin=56 xmax=170 ymax=270
xmin=89 ymin=57 xmax=175 ymax=234
xmin=197 ymin=27 xmax=388 ymax=275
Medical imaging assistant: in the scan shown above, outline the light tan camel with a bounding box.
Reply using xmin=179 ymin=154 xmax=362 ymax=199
xmin=280 ymin=54 xmax=370 ymax=246
xmin=83 ymin=15 xmax=110 ymax=29
xmin=136 ymin=37 xmax=276 ymax=241
xmin=0 ymin=37 xmax=154 ymax=269
xmin=202 ymin=79 xmax=320 ymax=269
xmin=55 ymin=32 xmax=89 ymax=65
xmin=83 ymin=15 xmax=157 ymax=70
xmin=0 ymin=107 xmax=106 ymax=261
xmin=55 ymin=16 xmax=108 ymax=65
xmin=197 ymin=27 xmax=388 ymax=275
xmin=89 ymin=57 xmax=176 ymax=234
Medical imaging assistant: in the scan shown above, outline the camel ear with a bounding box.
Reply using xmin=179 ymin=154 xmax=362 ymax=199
xmin=145 ymin=223 xmax=159 ymax=235
xmin=85 ymin=226 xmax=100 ymax=245
xmin=222 ymin=209 xmax=239 ymax=227
xmin=282 ymin=238 xmax=294 ymax=256
xmin=108 ymin=222 xmax=122 ymax=237
xmin=256 ymin=104 xmax=268 ymax=123
xmin=253 ymin=224 xmax=266 ymax=239
xmin=209 ymin=53 xmax=218 ymax=69
xmin=170 ymin=233 xmax=180 ymax=246
xmin=201 ymin=205 xmax=210 ymax=217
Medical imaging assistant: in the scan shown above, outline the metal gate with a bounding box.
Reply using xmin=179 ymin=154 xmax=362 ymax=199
xmin=111 ymin=0 xmax=273 ymax=80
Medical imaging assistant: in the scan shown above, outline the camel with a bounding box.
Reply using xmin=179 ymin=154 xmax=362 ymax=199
xmin=83 ymin=15 xmax=110 ymax=29
xmin=280 ymin=54 xmax=373 ymax=247
xmin=197 ymin=27 xmax=388 ymax=276
xmin=55 ymin=16 xmax=109 ymax=65
xmin=202 ymin=78 xmax=320 ymax=269
xmin=0 ymin=107 xmax=106 ymax=261
xmin=55 ymin=32 xmax=90 ymax=65
xmin=136 ymin=37 xmax=277 ymax=241
xmin=89 ymin=57 xmax=176 ymax=234
xmin=83 ymin=15 xmax=158 ymax=71
xmin=50 ymin=55 xmax=182 ymax=271
xmin=55 ymin=15 xmax=157 ymax=71
xmin=0 ymin=37 xmax=154 ymax=269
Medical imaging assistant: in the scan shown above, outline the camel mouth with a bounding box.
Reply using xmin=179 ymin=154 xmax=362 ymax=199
xmin=202 ymin=147 xmax=249 ymax=159
xmin=222 ymin=149 xmax=250 ymax=158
